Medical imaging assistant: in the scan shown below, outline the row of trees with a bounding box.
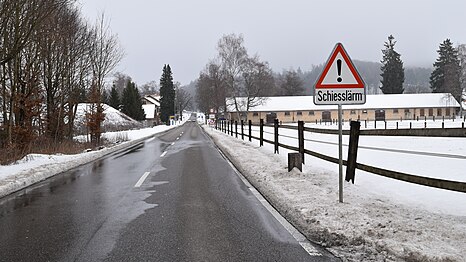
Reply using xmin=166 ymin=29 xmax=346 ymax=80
xmin=380 ymin=35 xmax=464 ymax=106
xmin=196 ymin=34 xmax=294 ymax=118
xmin=0 ymin=0 xmax=124 ymax=155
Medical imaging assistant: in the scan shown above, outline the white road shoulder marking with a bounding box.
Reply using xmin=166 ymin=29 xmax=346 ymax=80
xmin=134 ymin=172 xmax=151 ymax=188
xmin=160 ymin=151 xmax=167 ymax=157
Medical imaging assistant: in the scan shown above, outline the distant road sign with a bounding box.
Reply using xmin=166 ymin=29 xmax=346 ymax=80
xmin=314 ymin=43 xmax=366 ymax=105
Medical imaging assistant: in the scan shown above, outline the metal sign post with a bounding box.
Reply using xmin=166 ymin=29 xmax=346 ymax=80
xmin=313 ymin=43 xmax=366 ymax=203
xmin=338 ymin=104 xmax=343 ymax=202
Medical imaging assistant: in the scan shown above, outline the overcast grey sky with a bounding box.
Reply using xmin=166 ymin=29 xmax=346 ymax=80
xmin=78 ymin=0 xmax=466 ymax=86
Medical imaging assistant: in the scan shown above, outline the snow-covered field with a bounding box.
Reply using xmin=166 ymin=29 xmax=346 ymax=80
xmin=203 ymin=124 xmax=466 ymax=261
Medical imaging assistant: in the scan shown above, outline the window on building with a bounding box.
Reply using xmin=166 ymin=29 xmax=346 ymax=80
xmin=404 ymin=109 xmax=410 ymax=113
xmin=297 ymin=111 xmax=303 ymax=116
xmin=420 ymin=109 xmax=425 ymax=116
xmin=437 ymin=108 xmax=442 ymax=116
xmin=446 ymin=108 xmax=451 ymax=116
xmin=393 ymin=109 xmax=399 ymax=114
xmin=253 ymin=112 xmax=259 ymax=117
xmin=428 ymin=108 xmax=433 ymax=116
xmin=308 ymin=111 xmax=315 ymax=115
xmin=350 ymin=110 xmax=356 ymax=115
xmin=362 ymin=110 xmax=368 ymax=114
xmin=284 ymin=112 xmax=291 ymax=116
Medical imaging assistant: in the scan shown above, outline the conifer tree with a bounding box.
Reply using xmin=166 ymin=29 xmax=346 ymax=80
xmin=109 ymin=85 xmax=120 ymax=110
xmin=121 ymin=80 xmax=146 ymax=121
xmin=430 ymin=39 xmax=462 ymax=103
xmin=380 ymin=35 xmax=405 ymax=94
xmin=159 ymin=64 xmax=175 ymax=123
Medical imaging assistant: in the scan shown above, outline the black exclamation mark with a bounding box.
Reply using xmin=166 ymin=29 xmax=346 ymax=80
xmin=337 ymin=59 xmax=342 ymax=82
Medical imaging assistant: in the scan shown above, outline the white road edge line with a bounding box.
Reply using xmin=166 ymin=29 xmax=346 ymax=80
xmin=134 ymin=172 xmax=150 ymax=188
xmin=216 ymin=147 xmax=323 ymax=257
xmin=171 ymin=142 xmax=175 ymax=146
xmin=160 ymin=151 xmax=167 ymax=157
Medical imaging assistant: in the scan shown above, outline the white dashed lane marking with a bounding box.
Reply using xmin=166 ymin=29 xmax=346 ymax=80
xmin=134 ymin=172 xmax=151 ymax=188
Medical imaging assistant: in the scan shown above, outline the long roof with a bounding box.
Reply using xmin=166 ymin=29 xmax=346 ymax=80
xmin=227 ymin=93 xmax=460 ymax=112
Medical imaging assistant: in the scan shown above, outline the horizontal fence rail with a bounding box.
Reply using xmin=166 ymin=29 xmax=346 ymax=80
xmin=215 ymin=119 xmax=466 ymax=193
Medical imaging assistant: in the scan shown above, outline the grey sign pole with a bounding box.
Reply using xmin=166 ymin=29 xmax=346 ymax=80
xmin=338 ymin=104 xmax=343 ymax=203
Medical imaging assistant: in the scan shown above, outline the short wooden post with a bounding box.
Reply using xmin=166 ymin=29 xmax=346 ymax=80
xmin=260 ymin=119 xmax=264 ymax=147
xmin=235 ymin=121 xmax=238 ymax=138
xmin=241 ymin=120 xmax=244 ymax=140
xmin=230 ymin=121 xmax=234 ymax=136
xmin=248 ymin=120 xmax=252 ymax=142
xmin=288 ymin=153 xmax=302 ymax=172
xmin=345 ymin=121 xmax=361 ymax=184
xmin=298 ymin=121 xmax=305 ymax=164
xmin=274 ymin=118 xmax=279 ymax=154
xmin=227 ymin=120 xmax=230 ymax=134
xmin=396 ymin=122 xmax=398 ymax=129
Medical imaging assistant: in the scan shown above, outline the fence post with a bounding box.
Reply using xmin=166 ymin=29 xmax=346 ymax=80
xmin=260 ymin=119 xmax=264 ymax=147
xmin=231 ymin=121 xmax=234 ymax=136
xmin=298 ymin=121 xmax=305 ymax=164
xmin=235 ymin=121 xmax=238 ymax=138
xmin=227 ymin=120 xmax=229 ymax=134
xmin=241 ymin=120 xmax=244 ymax=140
xmin=274 ymin=118 xmax=279 ymax=154
xmin=248 ymin=120 xmax=252 ymax=142
xmin=345 ymin=121 xmax=361 ymax=184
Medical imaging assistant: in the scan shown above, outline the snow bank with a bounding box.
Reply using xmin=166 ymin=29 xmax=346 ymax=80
xmin=203 ymin=126 xmax=466 ymax=262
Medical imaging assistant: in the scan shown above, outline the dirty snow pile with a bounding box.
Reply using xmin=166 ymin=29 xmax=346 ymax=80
xmin=0 ymin=125 xmax=175 ymax=199
xmin=203 ymin=126 xmax=466 ymax=262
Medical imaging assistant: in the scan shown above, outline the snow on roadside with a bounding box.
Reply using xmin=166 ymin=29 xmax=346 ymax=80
xmin=0 ymin=125 xmax=176 ymax=199
xmin=203 ymin=126 xmax=466 ymax=262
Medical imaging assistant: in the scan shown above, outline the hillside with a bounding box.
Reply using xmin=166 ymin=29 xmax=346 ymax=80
xmin=74 ymin=103 xmax=142 ymax=135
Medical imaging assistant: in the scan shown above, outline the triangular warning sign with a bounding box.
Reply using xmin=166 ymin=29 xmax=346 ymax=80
xmin=315 ymin=43 xmax=365 ymax=89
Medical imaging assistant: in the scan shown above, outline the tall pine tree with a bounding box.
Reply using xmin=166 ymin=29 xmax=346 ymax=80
xmin=430 ymin=39 xmax=462 ymax=103
xmin=159 ymin=64 xmax=175 ymax=123
xmin=121 ymin=80 xmax=146 ymax=121
xmin=380 ymin=35 xmax=405 ymax=94
xmin=109 ymin=85 xmax=121 ymax=110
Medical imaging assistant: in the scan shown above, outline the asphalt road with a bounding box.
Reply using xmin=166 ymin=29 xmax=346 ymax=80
xmin=0 ymin=119 xmax=339 ymax=261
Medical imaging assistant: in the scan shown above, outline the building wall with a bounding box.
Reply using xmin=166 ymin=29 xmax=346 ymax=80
xmin=229 ymin=107 xmax=459 ymax=124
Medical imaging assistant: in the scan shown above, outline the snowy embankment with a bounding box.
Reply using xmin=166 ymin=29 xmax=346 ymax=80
xmin=203 ymin=125 xmax=466 ymax=262
xmin=0 ymin=125 xmax=175 ymax=199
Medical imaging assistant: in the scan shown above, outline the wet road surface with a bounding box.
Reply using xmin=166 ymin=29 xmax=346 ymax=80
xmin=0 ymin=120 xmax=339 ymax=261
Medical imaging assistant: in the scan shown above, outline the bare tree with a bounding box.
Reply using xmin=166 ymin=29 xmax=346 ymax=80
xmin=217 ymin=34 xmax=270 ymax=120
xmin=175 ymin=85 xmax=192 ymax=120
xmin=87 ymin=13 xmax=124 ymax=145
xmin=140 ymin=80 xmax=158 ymax=96
xmin=195 ymin=60 xmax=227 ymax=116
xmin=458 ymin=44 xmax=466 ymax=116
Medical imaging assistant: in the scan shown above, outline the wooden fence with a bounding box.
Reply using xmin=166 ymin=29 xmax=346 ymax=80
xmin=215 ymin=119 xmax=466 ymax=193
